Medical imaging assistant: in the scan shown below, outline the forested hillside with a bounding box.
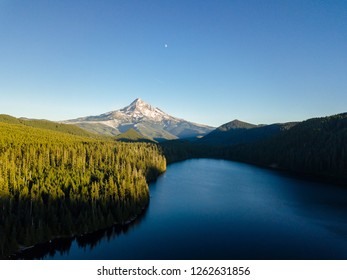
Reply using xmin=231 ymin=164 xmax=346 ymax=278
xmin=161 ymin=113 xmax=347 ymax=184
xmin=224 ymin=113 xmax=347 ymax=183
xmin=0 ymin=121 xmax=166 ymax=258
xmin=200 ymin=120 xmax=297 ymax=146
xmin=0 ymin=114 xmax=98 ymax=138
xmin=114 ymin=128 xmax=155 ymax=143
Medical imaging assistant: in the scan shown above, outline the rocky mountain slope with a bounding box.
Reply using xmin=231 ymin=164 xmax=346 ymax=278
xmin=64 ymin=98 xmax=214 ymax=140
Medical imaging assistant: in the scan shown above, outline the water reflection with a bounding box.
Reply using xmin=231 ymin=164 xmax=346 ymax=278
xmin=12 ymin=207 xmax=148 ymax=259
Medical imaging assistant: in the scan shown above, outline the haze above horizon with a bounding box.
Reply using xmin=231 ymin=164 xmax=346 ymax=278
xmin=0 ymin=0 xmax=346 ymax=127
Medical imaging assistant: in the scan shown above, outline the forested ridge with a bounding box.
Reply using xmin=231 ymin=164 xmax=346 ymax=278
xmin=0 ymin=114 xmax=99 ymax=138
xmin=161 ymin=113 xmax=347 ymax=184
xmin=224 ymin=113 xmax=347 ymax=182
xmin=0 ymin=120 xmax=166 ymax=258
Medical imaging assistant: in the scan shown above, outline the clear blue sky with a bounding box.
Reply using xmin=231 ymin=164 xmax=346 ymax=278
xmin=0 ymin=0 xmax=346 ymax=126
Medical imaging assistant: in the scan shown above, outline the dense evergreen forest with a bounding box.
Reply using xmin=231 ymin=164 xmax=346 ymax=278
xmin=0 ymin=119 xmax=166 ymax=258
xmin=161 ymin=113 xmax=347 ymax=184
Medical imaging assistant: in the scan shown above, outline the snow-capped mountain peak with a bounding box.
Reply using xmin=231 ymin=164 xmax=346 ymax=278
xmin=64 ymin=98 xmax=214 ymax=140
xmin=125 ymin=98 xmax=148 ymax=111
xmin=120 ymin=98 xmax=170 ymax=122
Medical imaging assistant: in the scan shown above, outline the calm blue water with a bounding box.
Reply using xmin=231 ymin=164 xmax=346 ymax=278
xmin=28 ymin=159 xmax=347 ymax=259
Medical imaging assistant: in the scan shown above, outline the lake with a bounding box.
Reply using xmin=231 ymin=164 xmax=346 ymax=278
xmin=19 ymin=159 xmax=347 ymax=259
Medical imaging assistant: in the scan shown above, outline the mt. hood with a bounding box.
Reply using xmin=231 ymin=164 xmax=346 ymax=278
xmin=64 ymin=98 xmax=214 ymax=140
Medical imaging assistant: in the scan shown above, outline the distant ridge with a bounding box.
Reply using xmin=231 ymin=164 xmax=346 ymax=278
xmin=160 ymin=112 xmax=347 ymax=184
xmin=0 ymin=114 xmax=97 ymax=138
xmin=200 ymin=119 xmax=297 ymax=146
xmin=217 ymin=119 xmax=257 ymax=131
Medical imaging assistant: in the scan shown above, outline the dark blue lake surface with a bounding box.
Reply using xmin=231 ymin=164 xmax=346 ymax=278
xmin=32 ymin=159 xmax=347 ymax=259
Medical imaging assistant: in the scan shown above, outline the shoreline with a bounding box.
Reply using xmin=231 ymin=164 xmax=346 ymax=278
xmin=7 ymin=205 xmax=148 ymax=260
xmin=4 ymin=166 xmax=166 ymax=260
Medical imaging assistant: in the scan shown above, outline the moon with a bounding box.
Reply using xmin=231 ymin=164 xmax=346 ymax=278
xmin=164 ymin=44 xmax=168 ymax=48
